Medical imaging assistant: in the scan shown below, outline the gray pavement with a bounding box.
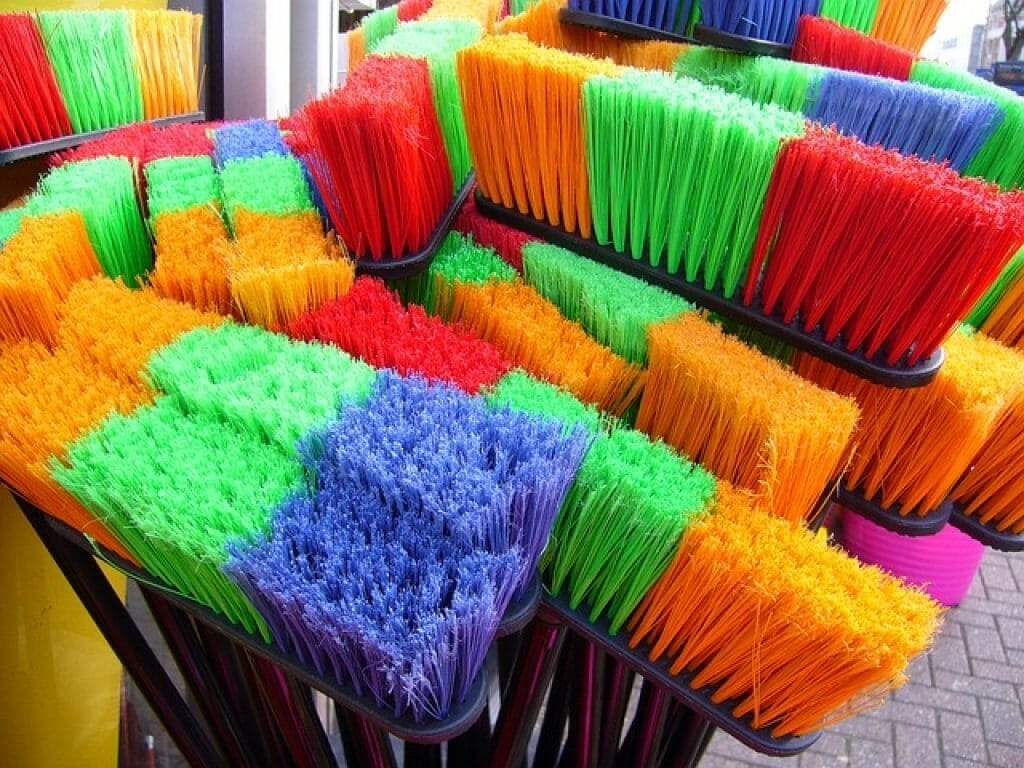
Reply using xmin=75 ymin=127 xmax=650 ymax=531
xmin=703 ymin=549 xmax=1024 ymax=768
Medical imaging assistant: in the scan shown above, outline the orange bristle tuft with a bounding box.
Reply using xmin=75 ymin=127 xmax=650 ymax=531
xmin=0 ymin=339 xmax=146 ymax=561
xmin=497 ymin=0 xmax=685 ymax=71
xmin=636 ymin=313 xmax=859 ymax=524
xmin=629 ymin=487 xmax=941 ymax=738
xmin=227 ymin=210 xmax=355 ymax=331
xmin=57 ymin=278 xmax=224 ymax=387
xmin=457 ymin=35 xmax=617 ymax=240
xmin=954 ymin=382 xmax=1024 ymax=534
xmin=0 ymin=212 xmax=102 ymax=346
xmin=871 ymin=0 xmax=948 ymax=54
xmin=149 ymin=206 xmax=234 ymax=315
xmin=439 ymin=277 xmax=646 ymax=416
xmin=128 ymin=10 xmax=202 ymax=120
xmin=981 ymin=275 xmax=1024 ymax=350
xmin=793 ymin=15 xmax=914 ymax=81
xmin=795 ymin=330 xmax=1024 ymax=517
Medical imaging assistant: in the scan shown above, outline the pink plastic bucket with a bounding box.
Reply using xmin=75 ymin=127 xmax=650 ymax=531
xmin=841 ymin=508 xmax=984 ymax=607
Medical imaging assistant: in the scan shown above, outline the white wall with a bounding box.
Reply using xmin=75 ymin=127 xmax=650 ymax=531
xmin=223 ymin=0 xmax=292 ymax=119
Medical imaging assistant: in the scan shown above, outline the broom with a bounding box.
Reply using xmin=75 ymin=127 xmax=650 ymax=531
xmin=793 ymin=14 xmax=914 ymax=80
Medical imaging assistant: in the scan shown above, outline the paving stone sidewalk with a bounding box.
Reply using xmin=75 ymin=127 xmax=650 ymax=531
xmin=703 ymin=549 xmax=1024 ymax=768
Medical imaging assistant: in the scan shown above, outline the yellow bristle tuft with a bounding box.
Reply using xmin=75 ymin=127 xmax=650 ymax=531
xmin=498 ymin=0 xmax=686 ymax=71
xmin=0 ymin=212 xmax=102 ymax=346
xmin=149 ymin=206 xmax=234 ymax=316
xmin=227 ymin=210 xmax=355 ymax=331
xmin=457 ymin=34 xmax=617 ymax=240
xmin=440 ymin=278 xmax=646 ymax=416
xmin=423 ymin=0 xmax=503 ymax=31
xmin=629 ymin=490 xmax=942 ymax=737
xmin=636 ymin=313 xmax=859 ymax=524
xmin=795 ymin=330 xmax=1024 ymax=517
xmin=128 ymin=10 xmax=202 ymax=119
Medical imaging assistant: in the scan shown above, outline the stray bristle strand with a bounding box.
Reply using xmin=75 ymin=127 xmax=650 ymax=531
xmin=817 ymin=0 xmax=879 ymax=34
xmin=0 ymin=14 xmax=72 ymax=148
xmin=226 ymin=211 xmax=355 ymax=331
xmin=0 ymin=212 xmax=101 ymax=346
xmin=795 ymin=330 xmax=1024 ymax=516
xmin=954 ymin=386 xmax=1024 ymax=534
xmin=440 ymin=277 xmax=648 ymax=417
xmin=372 ymin=20 xmax=483 ymax=189
xmin=636 ymin=313 xmax=859 ymax=523
xmin=522 ymin=241 xmax=691 ymax=365
xmin=147 ymin=323 xmax=376 ymax=454
xmin=53 ymin=398 xmax=297 ymax=640
xmin=584 ymin=70 xmax=804 ymax=298
xmin=744 ymin=126 xmax=1024 ymax=366
xmin=31 ymin=158 xmax=153 ymax=287
xmin=288 ymin=276 xmax=512 ymax=394
xmin=37 ymin=11 xmax=144 ymax=133
xmin=793 ymin=15 xmax=911 ymax=80
xmin=457 ymin=35 xmax=617 ymax=239
xmin=629 ymin=495 xmax=941 ymax=737
xmin=699 ymin=0 xmax=822 ymax=45
xmin=295 ymin=56 xmax=452 ymax=260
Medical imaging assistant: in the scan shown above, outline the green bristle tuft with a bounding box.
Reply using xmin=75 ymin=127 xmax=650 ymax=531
xmin=910 ymin=60 xmax=1023 ymax=189
xmin=38 ymin=11 xmax=144 ymax=133
xmin=362 ymin=7 xmax=400 ymax=52
xmin=674 ymin=48 xmax=822 ymax=114
xmin=146 ymin=324 xmax=377 ymax=453
xmin=31 ymin=158 xmax=152 ymax=287
xmin=398 ymin=232 xmax=516 ymax=311
xmin=219 ymin=155 xmax=314 ymax=225
xmin=522 ymin=241 xmax=691 ymax=365
xmin=510 ymin=0 xmax=540 ymax=13
xmin=145 ymin=156 xmax=221 ymax=220
xmin=584 ymin=70 xmax=804 ymax=299
xmin=52 ymin=398 xmax=304 ymax=640
xmin=710 ymin=313 xmax=794 ymax=364
xmin=967 ymin=246 xmax=1024 ymax=329
xmin=818 ymin=0 xmax=879 ymax=34
xmin=0 ymin=208 xmax=27 ymax=248
xmin=486 ymin=370 xmax=606 ymax=434
xmin=546 ymin=427 xmax=716 ymax=633
xmin=373 ymin=20 xmax=483 ymax=189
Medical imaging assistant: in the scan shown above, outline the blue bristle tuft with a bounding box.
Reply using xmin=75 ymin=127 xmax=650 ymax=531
xmin=568 ymin=0 xmax=695 ymax=34
xmin=807 ymin=72 xmax=1002 ymax=173
xmin=226 ymin=373 xmax=589 ymax=720
xmin=700 ymin=0 xmax=821 ymax=45
xmin=214 ymin=120 xmax=290 ymax=167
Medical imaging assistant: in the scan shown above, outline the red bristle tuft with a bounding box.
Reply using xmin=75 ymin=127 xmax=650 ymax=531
xmin=0 ymin=14 xmax=72 ymax=149
xmin=288 ymin=276 xmax=513 ymax=393
xmin=792 ymin=16 xmax=914 ymax=81
xmin=397 ymin=0 xmax=434 ymax=22
xmin=744 ymin=126 xmax=1024 ymax=366
xmin=452 ymin=191 xmax=534 ymax=273
xmin=293 ymin=56 xmax=452 ymax=261
xmin=54 ymin=122 xmax=214 ymax=167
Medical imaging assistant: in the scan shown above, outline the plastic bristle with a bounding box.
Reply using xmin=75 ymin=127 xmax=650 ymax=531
xmin=522 ymin=241 xmax=691 ymax=364
xmin=567 ymin=0 xmax=695 ymax=35
xmin=745 ymin=126 xmax=1024 ymax=366
xmin=457 ymin=35 xmax=617 ymax=240
xmin=0 ymin=212 xmax=102 ymax=346
xmin=440 ymin=278 xmax=647 ymax=417
xmin=968 ymin=247 xmax=1024 ymax=331
xmin=128 ymin=10 xmax=202 ymax=119
xmin=584 ymin=70 xmax=804 ymax=298
xmin=398 ymin=0 xmax=436 ymax=22
xmin=149 ymin=207 xmax=234 ymax=315
xmin=0 ymin=14 xmax=72 ymax=149
xmin=288 ymin=276 xmax=512 ymax=394
xmin=629 ymin=494 xmax=941 ymax=737
xmin=796 ymin=330 xmax=1024 ymax=516
xmin=422 ymin=0 xmax=503 ymax=31
xmin=794 ymin=14 xmax=911 ymax=80
xmin=486 ymin=370 xmax=607 ymax=434
xmin=214 ymin=120 xmax=289 ymax=166
xmin=699 ymin=0 xmax=822 ymax=45
xmin=56 ymin=121 xmax=214 ymax=167
xmin=871 ymin=0 xmax=947 ymax=53
xmin=817 ymin=0 xmax=879 ymax=34
xmin=219 ymin=154 xmax=314 ymax=226
xmin=31 ymin=158 xmax=153 ymax=287
xmin=294 ymin=56 xmax=453 ymax=261
xmin=145 ymin=155 xmax=221 ymax=220
xmin=452 ymin=200 xmax=533 ymax=271
xmin=637 ymin=313 xmax=859 ymax=523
